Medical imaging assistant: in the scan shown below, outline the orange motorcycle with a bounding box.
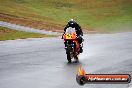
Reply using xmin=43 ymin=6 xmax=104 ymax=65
xmin=63 ymin=27 xmax=80 ymax=63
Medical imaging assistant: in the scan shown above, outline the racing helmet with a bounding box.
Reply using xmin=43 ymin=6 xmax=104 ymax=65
xmin=68 ymin=19 xmax=76 ymax=28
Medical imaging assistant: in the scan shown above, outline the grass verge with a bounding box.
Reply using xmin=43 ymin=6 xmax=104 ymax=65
xmin=0 ymin=0 xmax=132 ymax=33
xmin=0 ymin=26 xmax=55 ymax=41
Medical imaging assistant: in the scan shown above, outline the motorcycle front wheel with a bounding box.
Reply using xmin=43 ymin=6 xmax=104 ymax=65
xmin=67 ymin=52 xmax=71 ymax=63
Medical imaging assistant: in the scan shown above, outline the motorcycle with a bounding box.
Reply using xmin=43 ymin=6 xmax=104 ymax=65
xmin=63 ymin=27 xmax=80 ymax=63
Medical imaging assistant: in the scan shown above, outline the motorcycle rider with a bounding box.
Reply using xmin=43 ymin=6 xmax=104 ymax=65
xmin=62 ymin=19 xmax=84 ymax=53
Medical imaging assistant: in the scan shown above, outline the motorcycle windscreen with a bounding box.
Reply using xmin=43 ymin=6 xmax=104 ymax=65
xmin=64 ymin=27 xmax=77 ymax=39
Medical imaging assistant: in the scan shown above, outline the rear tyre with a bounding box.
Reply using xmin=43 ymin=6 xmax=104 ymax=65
xmin=67 ymin=53 xmax=71 ymax=63
xmin=74 ymin=55 xmax=79 ymax=62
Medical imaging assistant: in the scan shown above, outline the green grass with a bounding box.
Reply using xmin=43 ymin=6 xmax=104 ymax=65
xmin=0 ymin=27 xmax=54 ymax=41
xmin=0 ymin=0 xmax=132 ymax=32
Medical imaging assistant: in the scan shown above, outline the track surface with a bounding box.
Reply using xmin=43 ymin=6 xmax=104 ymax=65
xmin=0 ymin=21 xmax=60 ymax=35
xmin=0 ymin=32 xmax=132 ymax=88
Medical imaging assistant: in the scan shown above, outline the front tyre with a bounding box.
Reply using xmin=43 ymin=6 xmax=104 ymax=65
xmin=67 ymin=52 xmax=71 ymax=63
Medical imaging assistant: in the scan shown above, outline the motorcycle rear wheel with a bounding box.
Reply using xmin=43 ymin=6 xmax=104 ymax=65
xmin=74 ymin=55 xmax=78 ymax=61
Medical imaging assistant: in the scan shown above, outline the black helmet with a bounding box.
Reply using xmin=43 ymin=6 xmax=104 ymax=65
xmin=68 ymin=19 xmax=76 ymax=28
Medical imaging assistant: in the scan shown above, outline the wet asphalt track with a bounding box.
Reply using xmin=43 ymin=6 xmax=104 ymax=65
xmin=0 ymin=32 xmax=132 ymax=88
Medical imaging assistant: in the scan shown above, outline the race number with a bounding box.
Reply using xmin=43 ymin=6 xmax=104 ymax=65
xmin=66 ymin=34 xmax=72 ymax=39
